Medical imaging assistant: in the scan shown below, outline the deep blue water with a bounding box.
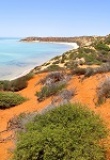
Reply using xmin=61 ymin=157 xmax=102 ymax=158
xmin=0 ymin=38 xmax=73 ymax=80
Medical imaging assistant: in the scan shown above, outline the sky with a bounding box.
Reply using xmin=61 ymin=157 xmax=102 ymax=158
xmin=0 ymin=0 xmax=110 ymax=37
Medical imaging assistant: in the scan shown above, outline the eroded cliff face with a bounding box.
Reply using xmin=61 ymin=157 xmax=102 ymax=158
xmin=20 ymin=36 xmax=105 ymax=46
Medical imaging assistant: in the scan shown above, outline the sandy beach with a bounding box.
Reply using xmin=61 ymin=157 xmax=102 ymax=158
xmin=34 ymin=41 xmax=79 ymax=49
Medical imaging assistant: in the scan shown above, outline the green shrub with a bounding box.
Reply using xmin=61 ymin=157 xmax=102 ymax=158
xmin=83 ymin=48 xmax=95 ymax=53
xmin=72 ymin=63 xmax=110 ymax=78
xmin=68 ymin=51 xmax=77 ymax=60
xmin=78 ymin=47 xmax=95 ymax=54
xmin=13 ymin=103 xmax=107 ymax=160
xmin=94 ymin=41 xmax=110 ymax=51
xmin=52 ymin=60 xmax=60 ymax=64
xmin=10 ymin=77 xmax=28 ymax=91
xmin=61 ymin=53 xmax=67 ymax=63
xmin=44 ymin=62 xmax=50 ymax=66
xmin=0 ymin=72 xmax=34 ymax=92
xmin=77 ymin=47 xmax=98 ymax=64
xmin=72 ymin=67 xmax=86 ymax=75
xmin=72 ymin=67 xmax=94 ymax=77
xmin=24 ymin=72 xmax=34 ymax=80
xmin=0 ymin=92 xmax=27 ymax=109
xmin=84 ymin=54 xmax=98 ymax=63
xmin=47 ymin=64 xmax=62 ymax=71
xmin=84 ymin=67 xmax=94 ymax=77
xmin=40 ymin=71 xmax=66 ymax=85
xmin=36 ymin=82 xmax=66 ymax=101
xmin=10 ymin=73 xmax=34 ymax=91
xmin=105 ymin=35 xmax=110 ymax=44
xmin=0 ymin=80 xmax=11 ymax=91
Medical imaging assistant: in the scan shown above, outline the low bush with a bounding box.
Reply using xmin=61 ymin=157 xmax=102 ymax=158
xmin=72 ymin=63 xmax=110 ymax=78
xmin=68 ymin=51 xmax=77 ymax=60
xmin=40 ymin=71 xmax=66 ymax=85
xmin=0 ymin=92 xmax=27 ymax=109
xmin=0 ymin=72 xmax=34 ymax=92
xmin=52 ymin=60 xmax=60 ymax=64
xmin=58 ymin=89 xmax=75 ymax=101
xmin=84 ymin=67 xmax=94 ymax=77
xmin=97 ymin=54 xmax=108 ymax=63
xmin=43 ymin=62 xmax=50 ymax=66
xmin=105 ymin=34 xmax=110 ymax=44
xmin=51 ymin=55 xmax=60 ymax=61
xmin=94 ymin=41 xmax=110 ymax=51
xmin=0 ymin=80 xmax=11 ymax=91
xmin=77 ymin=47 xmax=98 ymax=64
xmin=78 ymin=47 xmax=95 ymax=54
xmin=10 ymin=77 xmax=28 ymax=91
xmin=47 ymin=64 xmax=62 ymax=71
xmin=13 ymin=103 xmax=107 ymax=160
xmin=71 ymin=67 xmax=86 ymax=75
xmin=36 ymin=82 xmax=66 ymax=101
xmin=51 ymin=89 xmax=75 ymax=106
xmin=61 ymin=53 xmax=67 ymax=63
xmin=94 ymin=63 xmax=110 ymax=75
xmin=24 ymin=72 xmax=34 ymax=80
xmin=71 ymin=67 xmax=94 ymax=77
xmin=11 ymin=72 xmax=34 ymax=91
xmin=96 ymin=76 xmax=110 ymax=105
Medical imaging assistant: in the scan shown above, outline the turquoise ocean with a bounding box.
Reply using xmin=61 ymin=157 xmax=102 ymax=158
xmin=0 ymin=38 xmax=74 ymax=80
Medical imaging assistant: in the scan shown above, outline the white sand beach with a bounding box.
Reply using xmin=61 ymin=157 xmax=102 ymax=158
xmin=35 ymin=41 xmax=79 ymax=49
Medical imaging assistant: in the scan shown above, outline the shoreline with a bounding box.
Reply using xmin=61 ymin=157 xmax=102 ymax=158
xmin=34 ymin=41 xmax=79 ymax=49
xmin=9 ymin=67 xmax=34 ymax=81
xmin=1 ymin=42 xmax=79 ymax=81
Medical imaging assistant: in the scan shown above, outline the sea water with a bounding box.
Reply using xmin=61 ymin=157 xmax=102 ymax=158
xmin=0 ymin=38 xmax=75 ymax=80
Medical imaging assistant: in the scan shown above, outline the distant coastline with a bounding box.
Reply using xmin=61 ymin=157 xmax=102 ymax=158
xmin=20 ymin=36 xmax=104 ymax=46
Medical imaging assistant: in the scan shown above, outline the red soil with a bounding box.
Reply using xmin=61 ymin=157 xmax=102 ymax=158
xmin=0 ymin=72 xmax=110 ymax=160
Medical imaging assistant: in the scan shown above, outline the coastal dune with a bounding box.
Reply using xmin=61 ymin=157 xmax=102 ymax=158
xmin=1 ymin=72 xmax=110 ymax=159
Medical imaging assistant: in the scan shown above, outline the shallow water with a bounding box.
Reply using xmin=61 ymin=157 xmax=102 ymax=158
xmin=0 ymin=38 xmax=74 ymax=80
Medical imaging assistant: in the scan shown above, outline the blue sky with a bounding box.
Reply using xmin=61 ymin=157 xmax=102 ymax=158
xmin=0 ymin=0 xmax=109 ymax=37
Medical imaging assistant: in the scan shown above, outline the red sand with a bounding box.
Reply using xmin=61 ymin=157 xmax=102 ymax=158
xmin=0 ymin=72 xmax=110 ymax=160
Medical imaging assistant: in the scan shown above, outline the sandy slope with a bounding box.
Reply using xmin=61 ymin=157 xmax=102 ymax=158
xmin=0 ymin=72 xmax=51 ymax=160
xmin=0 ymin=72 xmax=110 ymax=160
